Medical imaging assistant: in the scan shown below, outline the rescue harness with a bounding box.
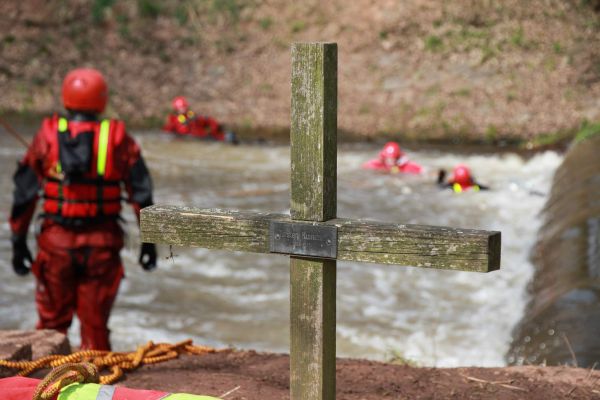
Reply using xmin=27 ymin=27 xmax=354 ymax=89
xmin=42 ymin=117 xmax=122 ymax=222
xmin=176 ymin=111 xmax=196 ymax=125
xmin=452 ymin=183 xmax=480 ymax=193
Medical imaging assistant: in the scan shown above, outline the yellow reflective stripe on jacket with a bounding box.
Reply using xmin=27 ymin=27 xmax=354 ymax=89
xmin=56 ymin=117 xmax=69 ymax=173
xmin=56 ymin=118 xmax=110 ymax=176
xmin=97 ymin=119 xmax=110 ymax=176
xmin=58 ymin=117 xmax=68 ymax=132
xmin=57 ymin=382 xmax=101 ymax=399
xmin=58 ymin=383 xmax=116 ymax=399
xmin=57 ymin=382 xmax=222 ymax=399
xmin=452 ymin=183 xmax=480 ymax=193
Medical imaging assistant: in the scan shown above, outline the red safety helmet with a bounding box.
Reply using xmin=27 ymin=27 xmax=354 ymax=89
xmin=62 ymin=68 xmax=108 ymax=113
xmin=380 ymin=142 xmax=403 ymax=160
xmin=452 ymin=164 xmax=473 ymax=186
xmin=172 ymin=96 xmax=189 ymax=113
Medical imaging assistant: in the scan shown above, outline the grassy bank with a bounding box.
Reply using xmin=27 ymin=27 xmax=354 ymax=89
xmin=1 ymin=0 xmax=599 ymax=144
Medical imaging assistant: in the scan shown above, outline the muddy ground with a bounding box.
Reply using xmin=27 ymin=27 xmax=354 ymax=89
xmin=102 ymin=350 xmax=600 ymax=399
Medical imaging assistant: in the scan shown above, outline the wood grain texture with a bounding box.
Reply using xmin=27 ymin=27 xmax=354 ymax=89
xmin=140 ymin=206 xmax=501 ymax=273
xmin=290 ymin=257 xmax=336 ymax=400
xmin=290 ymin=42 xmax=337 ymax=222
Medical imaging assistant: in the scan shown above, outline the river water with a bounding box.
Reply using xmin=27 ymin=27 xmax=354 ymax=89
xmin=0 ymin=129 xmax=563 ymax=367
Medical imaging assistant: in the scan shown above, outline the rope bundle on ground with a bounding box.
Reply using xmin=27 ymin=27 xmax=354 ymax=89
xmin=33 ymin=362 xmax=99 ymax=400
xmin=0 ymin=339 xmax=220 ymax=385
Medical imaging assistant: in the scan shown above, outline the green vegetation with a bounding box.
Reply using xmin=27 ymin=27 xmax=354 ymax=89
xmin=359 ymin=104 xmax=371 ymax=114
xmin=212 ymin=0 xmax=243 ymax=22
xmin=425 ymin=84 xmax=441 ymax=97
xmin=552 ymin=41 xmax=564 ymax=54
xmin=421 ymin=24 xmax=501 ymax=63
xmin=291 ymin=19 xmax=306 ymax=33
xmin=258 ymin=16 xmax=273 ymax=30
xmin=175 ymin=4 xmax=188 ymax=25
xmin=485 ymin=124 xmax=499 ymax=143
xmin=424 ymin=35 xmax=443 ymax=52
xmin=116 ymin=14 xmax=131 ymax=39
xmin=241 ymin=115 xmax=255 ymax=131
xmin=509 ymin=26 xmax=536 ymax=50
xmin=510 ymin=26 xmax=525 ymax=47
xmin=16 ymin=82 xmax=34 ymax=114
xmin=216 ymin=37 xmax=236 ymax=53
xmin=92 ymin=0 xmax=115 ymax=23
xmin=386 ymin=349 xmax=419 ymax=367
xmin=258 ymin=82 xmax=273 ymax=93
xmin=522 ymin=129 xmax=575 ymax=149
xmin=451 ymin=88 xmax=471 ymax=97
xmin=90 ymin=0 xmax=252 ymax=27
xmin=138 ymin=0 xmax=162 ymax=19
xmin=543 ymin=57 xmax=557 ymax=72
xmin=575 ymin=121 xmax=600 ymax=143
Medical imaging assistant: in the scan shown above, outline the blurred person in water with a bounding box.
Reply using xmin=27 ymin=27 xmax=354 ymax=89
xmin=163 ymin=95 xmax=238 ymax=143
xmin=437 ymin=164 xmax=489 ymax=192
xmin=362 ymin=141 xmax=423 ymax=174
xmin=9 ymin=68 xmax=157 ymax=350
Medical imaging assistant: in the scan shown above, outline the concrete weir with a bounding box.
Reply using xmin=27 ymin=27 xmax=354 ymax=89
xmin=508 ymin=135 xmax=600 ymax=367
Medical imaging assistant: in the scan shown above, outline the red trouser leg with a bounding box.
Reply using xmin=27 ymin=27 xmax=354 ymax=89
xmin=32 ymin=228 xmax=124 ymax=351
xmin=31 ymin=247 xmax=76 ymax=334
xmin=76 ymin=247 xmax=123 ymax=351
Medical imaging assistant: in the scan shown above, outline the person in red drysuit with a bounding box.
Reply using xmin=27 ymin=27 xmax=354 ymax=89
xmin=9 ymin=68 xmax=157 ymax=350
xmin=437 ymin=164 xmax=489 ymax=192
xmin=162 ymin=96 xmax=237 ymax=143
xmin=362 ymin=141 xmax=423 ymax=174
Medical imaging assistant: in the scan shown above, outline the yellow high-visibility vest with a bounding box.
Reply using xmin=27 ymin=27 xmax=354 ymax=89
xmin=57 ymin=117 xmax=110 ymax=176
xmin=58 ymin=382 xmax=221 ymax=400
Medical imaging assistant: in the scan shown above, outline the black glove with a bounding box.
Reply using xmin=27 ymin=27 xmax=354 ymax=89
xmin=139 ymin=242 xmax=157 ymax=271
xmin=11 ymin=235 xmax=32 ymax=276
xmin=437 ymin=169 xmax=447 ymax=185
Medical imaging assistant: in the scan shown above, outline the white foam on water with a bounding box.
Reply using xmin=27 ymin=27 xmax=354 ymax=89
xmin=334 ymin=149 xmax=562 ymax=366
xmin=0 ymin=135 xmax=563 ymax=366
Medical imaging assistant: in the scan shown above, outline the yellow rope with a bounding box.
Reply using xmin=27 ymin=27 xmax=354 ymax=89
xmin=33 ymin=362 xmax=99 ymax=400
xmin=0 ymin=340 xmax=221 ymax=385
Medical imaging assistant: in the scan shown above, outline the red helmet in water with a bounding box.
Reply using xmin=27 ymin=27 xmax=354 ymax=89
xmin=62 ymin=68 xmax=108 ymax=113
xmin=380 ymin=142 xmax=403 ymax=160
xmin=172 ymin=96 xmax=189 ymax=113
xmin=452 ymin=164 xmax=473 ymax=186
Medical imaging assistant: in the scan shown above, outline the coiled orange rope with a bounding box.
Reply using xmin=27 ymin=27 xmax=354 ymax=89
xmin=32 ymin=362 xmax=99 ymax=400
xmin=0 ymin=339 xmax=220 ymax=385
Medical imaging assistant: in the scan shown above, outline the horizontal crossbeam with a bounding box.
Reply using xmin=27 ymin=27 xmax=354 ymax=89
xmin=141 ymin=205 xmax=500 ymax=273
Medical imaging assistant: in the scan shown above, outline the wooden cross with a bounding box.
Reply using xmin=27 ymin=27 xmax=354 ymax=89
xmin=141 ymin=42 xmax=501 ymax=400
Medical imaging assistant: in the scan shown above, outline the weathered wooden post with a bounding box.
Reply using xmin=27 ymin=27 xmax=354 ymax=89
xmin=289 ymin=42 xmax=337 ymax=400
xmin=140 ymin=42 xmax=501 ymax=400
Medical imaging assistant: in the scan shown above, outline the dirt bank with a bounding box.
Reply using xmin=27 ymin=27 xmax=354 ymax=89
xmin=1 ymin=1 xmax=600 ymax=144
xmin=97 ymin=350 xmax=600 ymax=399
xmin=3 ymin=333 xmax=600 ymax=398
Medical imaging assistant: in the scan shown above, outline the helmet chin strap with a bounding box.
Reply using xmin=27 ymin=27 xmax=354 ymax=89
xmin=66 ymin=109 xmax=99 ymax=122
